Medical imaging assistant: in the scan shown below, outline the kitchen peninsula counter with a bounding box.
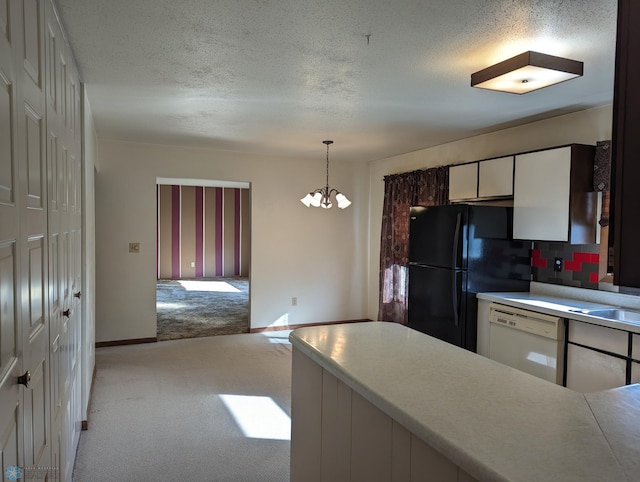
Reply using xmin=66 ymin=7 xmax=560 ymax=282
xmin=289 ymin=322 xmax=632 ymax=482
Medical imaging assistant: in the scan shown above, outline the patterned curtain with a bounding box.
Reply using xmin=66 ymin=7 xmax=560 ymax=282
xmin=378 ymin=166 xmax=449 ymax=324
xmin=594 ymin=140 xmax=611 ymax=227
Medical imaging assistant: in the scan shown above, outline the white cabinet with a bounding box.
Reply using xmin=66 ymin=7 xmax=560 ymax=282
xmin=449 ymin=156 xmax=514 ymax=202
xmin=566 ymin=320 xmax=629 ymax=393
xmin=449 ymin=163 xmax=478 ymax=201
xmin=513 ymin=144 xmax=597 ymax=243
xmin=566 ymin=344 xmax=627 ymax=393
xmin=478 ymin=156 xmax=514 ymax=198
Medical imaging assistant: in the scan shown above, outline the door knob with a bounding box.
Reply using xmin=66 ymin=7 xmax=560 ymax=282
xmin=17 ymin=371 xmax=31 ymax=388
xmin=63 ymin=309 xmax=71 ymax=317
xmin=74 ymin=291 xmax=81 ymax=298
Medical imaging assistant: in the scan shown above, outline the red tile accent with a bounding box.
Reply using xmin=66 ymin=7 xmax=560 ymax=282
xmin=531 ymin=249 xmax=548 ymax=268
xmin=565 ymin=252 xmax=600 ymax=272
xmin=564 ymin=260 xmax=580 ymax=271
xmin=575 ymin=252 xmax=599 ymax=264
xmin=590 ymin=272 xmax=600 ymax=284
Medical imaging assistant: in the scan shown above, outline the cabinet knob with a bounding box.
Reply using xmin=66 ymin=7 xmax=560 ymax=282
xmin=63 ymin=309 xmax=71 ymax=318
xmin=74 ymin=291 xmax=81 ymax=299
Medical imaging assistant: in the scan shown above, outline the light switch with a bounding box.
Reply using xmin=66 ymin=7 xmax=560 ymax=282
xmin=129 ymin=242 xmax=141 ymax=253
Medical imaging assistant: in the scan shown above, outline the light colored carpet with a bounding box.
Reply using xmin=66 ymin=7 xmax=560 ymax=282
xmin=73 ymin=331 xmax=292 ymax=481
xmin=156 ymin=278 xmax=249 ymax=341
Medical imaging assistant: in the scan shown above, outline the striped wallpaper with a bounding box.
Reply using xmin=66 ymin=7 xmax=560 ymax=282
xmin=157 ymin=185 xmax=250 ymax=279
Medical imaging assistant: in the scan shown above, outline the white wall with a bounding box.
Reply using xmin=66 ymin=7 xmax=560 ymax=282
xmin=95 ymin=140 xmax=369 ymax=342
xmin=81 ymin=86 xmax=97 ymax=419
xmin=366 ymin=104 xmax=614 ymax=320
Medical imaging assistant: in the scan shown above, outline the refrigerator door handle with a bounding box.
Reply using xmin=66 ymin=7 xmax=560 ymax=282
xmin=451 ymin=212 xmax=461 ymax=269
xmin=453 ymin=271 xmax=459 ymax=327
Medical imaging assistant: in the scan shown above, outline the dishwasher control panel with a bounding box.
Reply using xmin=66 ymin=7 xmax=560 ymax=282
xmin=489 ymin=306 xmax=562 ymax=340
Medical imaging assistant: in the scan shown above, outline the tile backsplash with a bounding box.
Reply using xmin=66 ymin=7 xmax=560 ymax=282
xmin=532 ymin=242 xmax=600 ymax=290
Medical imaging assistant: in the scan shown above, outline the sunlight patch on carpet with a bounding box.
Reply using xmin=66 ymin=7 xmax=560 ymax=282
xmin=157 ymin=302 xmax=188 ymax=310
xmin=261 ymin=331 xmax=292 ymax=345
xmin=220 ymin=394 xmax=291 ymax=441
xmin=178 ymin=280 xmax=241 ymax=292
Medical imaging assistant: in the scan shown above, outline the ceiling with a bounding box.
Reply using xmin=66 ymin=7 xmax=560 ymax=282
xmin=54 ymin=0 xmax=618 ymax=163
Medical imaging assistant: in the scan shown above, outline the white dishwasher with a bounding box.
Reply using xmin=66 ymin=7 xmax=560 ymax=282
xmin=488 ymin=304 xmax=564 ymax=384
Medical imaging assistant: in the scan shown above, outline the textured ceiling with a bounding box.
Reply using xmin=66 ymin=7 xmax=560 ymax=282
xmin=54 ymin=0 xmax=617 ymax=162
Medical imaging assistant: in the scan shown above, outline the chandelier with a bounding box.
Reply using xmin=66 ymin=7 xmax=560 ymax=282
xmin=300 ymin=140 xmax=351 ymax=209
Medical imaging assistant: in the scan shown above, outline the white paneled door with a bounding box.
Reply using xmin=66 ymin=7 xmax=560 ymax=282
xmin=0 ymin=1 xmax=83 ymax=480
xmin=45 ymin=0 xmax=83 ymax=478
xmin=0 ymin=0 xmax=23 ymax=476
xmin=22 ymin=0 xmax=52 ymax=475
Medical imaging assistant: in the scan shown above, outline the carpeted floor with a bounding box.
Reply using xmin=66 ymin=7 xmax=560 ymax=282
xmin=73 ymin=331 xmax=292 ymax=481
xmin=156 ymin=277 xmax=249 ymax=341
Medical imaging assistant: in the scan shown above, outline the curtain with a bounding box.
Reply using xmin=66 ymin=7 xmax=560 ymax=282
xmin=378 ymin=166 xmax=449 ymax=324
xmin=594 ymin=140 xmax=611 ymax=228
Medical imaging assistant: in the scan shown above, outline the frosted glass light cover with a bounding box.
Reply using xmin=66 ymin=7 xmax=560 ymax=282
xmin=336 ymin=193 xmax=352 ymax=209
xmin=474 ymin=65 xmax=580 ymax=94
xmin=300 ymin=193 xmax=314 ymax=207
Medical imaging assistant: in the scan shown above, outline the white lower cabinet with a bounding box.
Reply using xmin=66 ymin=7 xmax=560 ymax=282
xmin=566 ymin=344 xmax=627 ymax=393
xmin=291 ymin=346 xmax=478 ymax=482
xmin=631 ymin=334 xmax=640 ymax=383
xmin=632 ymin=361 xmax=640 ymax=385
xmin=566 ymin=320 xmax=630 ymax=393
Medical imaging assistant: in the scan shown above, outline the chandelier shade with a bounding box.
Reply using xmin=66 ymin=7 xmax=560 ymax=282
xmin=300 ymin=141 xmax=351 ymax=210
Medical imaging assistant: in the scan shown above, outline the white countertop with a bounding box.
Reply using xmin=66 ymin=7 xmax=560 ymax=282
xmin=290 ymin=322 xmax=633 ymax=482
xmin=477 ymin=291 xmax=640 ymax=333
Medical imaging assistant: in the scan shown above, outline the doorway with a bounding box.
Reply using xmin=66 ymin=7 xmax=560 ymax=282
xmin=156 ymin=178 xmax=251 ymax=341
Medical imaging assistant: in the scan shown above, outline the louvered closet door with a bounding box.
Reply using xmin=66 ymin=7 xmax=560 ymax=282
xmin=0 ymin=0 xmax=24 ymax=476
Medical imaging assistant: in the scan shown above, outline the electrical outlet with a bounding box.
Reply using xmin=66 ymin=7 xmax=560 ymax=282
xmin=190 ymin=261 xmax=195 ymax=268
xmin=554 ymin=257 xmax=563 ymax=272
xmin=292 ymin=297 xmax=297 ymax=306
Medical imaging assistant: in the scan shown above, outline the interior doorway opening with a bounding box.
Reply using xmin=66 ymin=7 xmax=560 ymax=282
xmin=156 ymin=178 xmax=251 ymax=341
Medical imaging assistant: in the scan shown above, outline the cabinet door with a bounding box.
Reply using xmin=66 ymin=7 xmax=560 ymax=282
xmin=611 ymin=0 xmax=640 ymax=288
xmin=569 ymin=321 xmax=628 ymax=357
xmin=448 ymin=163 xmax=477 ymax=201
xmin=513 ymin=147 xmax=571 ymax=241
xmin=566 ymin=344 xmax=626 ymax=393
xmin=478 ymin=156 xmax=513 ymax=198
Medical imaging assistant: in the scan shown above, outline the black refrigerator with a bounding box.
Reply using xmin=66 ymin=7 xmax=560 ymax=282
xmin=408 ymin=204 xmax=531 ymax=352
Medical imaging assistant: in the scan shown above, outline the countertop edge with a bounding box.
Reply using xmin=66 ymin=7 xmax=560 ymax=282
xmin=477 ymin=292 xmax=640 ymax=333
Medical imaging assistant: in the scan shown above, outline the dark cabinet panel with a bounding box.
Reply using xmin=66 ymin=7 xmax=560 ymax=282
xmin=611 ymin=0 xmax=640 ymax=287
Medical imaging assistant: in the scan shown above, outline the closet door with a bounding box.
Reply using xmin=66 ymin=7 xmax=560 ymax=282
xmin=0 ymin=0 xmax=24 ymax=475
xmin=0 ymin=0 xmax=51 ymax=477
xmin=20 ymin=0 xmax=52 ymax=474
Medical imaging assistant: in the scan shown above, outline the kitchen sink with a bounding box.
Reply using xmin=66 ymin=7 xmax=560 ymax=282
xmin=573 ymin=308 xmax=640 ymax=323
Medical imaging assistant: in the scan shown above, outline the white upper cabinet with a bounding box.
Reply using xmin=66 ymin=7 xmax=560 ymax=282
xmin=478 ymin=156 xmax=513 ymax=198
xmin=448 ymin=162 xmax=478 ymax=201
xmin=513 ymin=144 xmax=597 ymax=243
xmin=449 ymin=156 xmax=514 ymax=202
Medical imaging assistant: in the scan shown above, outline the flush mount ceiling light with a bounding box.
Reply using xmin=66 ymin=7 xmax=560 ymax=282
xmin=471 ymin=51 xmax=584 ymax=94
xmin=300 ymin=140 xmax=351 ymax=210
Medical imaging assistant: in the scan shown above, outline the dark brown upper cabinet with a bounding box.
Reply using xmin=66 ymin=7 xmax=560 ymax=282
xmin=611 ymin=0 xmax=640 ymax=288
